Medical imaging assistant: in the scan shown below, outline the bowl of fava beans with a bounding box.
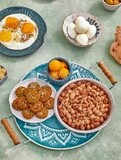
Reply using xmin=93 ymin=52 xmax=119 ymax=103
xmin=54 ymin=78 xmax=115 ymax=133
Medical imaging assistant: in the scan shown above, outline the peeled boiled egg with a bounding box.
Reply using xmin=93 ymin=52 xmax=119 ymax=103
xmin=75 ymin=16 xmax=86 ymax=25
xmin=76 ymin=34 xmax=88 ymax=45
xmin=75 ymin=17 xmax=90 ymax=34
xmin=68 ymin=23 xmax=77 ymax=39
xmin=86 ymin=25 xmax=96 ymax=39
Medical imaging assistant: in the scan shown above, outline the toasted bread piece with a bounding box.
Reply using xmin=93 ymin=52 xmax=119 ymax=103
xmin=110 ymin=26 xmax=121 ymax=64
xmin=110 ymin=42 xmax=121 ymax=64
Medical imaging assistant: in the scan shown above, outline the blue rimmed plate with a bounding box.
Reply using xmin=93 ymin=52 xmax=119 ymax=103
xmin=14 ymin=62 xmax=100 ymax=150
xmin=0 ymin=6 xmax=47 ymax=56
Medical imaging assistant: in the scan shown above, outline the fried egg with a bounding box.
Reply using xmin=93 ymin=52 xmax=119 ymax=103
xmin=0 ymin=14 xmax=38 ymax=50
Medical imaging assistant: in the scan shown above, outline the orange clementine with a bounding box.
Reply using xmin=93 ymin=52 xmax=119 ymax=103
xmin=60 ymin=61 xmax=68 ymax=68
xmin=105 ymin=0 xmax=113 ymax=4
xmin=113 ymin=0 xmax=120 ymax=4
xmin=49 ymin=71 xmax=59 ymax=80
xmin=58 ymin=68 xmax=69 ymax=79
xmin=49 ymin=59 xmax=61 ymax=72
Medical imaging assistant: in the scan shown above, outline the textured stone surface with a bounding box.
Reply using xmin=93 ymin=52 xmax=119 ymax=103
xmin=0 ymin=0 xmax=121 ymax=160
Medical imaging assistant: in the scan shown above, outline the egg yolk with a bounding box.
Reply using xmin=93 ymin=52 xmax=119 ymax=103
xmin=21 ymin=22 xmax=35 ymax=34
xmin=0 ymin=30 xmax=12 ymax=42
xmin=5 ymin=17 xmax=19 ymax=29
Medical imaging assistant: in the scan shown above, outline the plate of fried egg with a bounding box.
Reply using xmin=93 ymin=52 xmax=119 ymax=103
xmin=0 ymin=6 xmax=47 ymax=56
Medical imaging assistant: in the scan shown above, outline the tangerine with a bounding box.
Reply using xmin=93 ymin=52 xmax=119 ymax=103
xmin=49 ymin=71 xmax=59 ymax=80
xmin=58 ymin=68 xmax=69 ymax=79
xmin=105 ymin=0 xmax=113 ymax=5
xmin=113 ymin=0 xmax=120 ymax=4
xmin=60 ymin=61 xmax=68 ymax=68
xmin=49 ymin=59 xmax=61 ymax=71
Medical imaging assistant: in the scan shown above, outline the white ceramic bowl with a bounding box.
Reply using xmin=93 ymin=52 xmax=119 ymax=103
xmin=63 ymin=12 xmax=102 ymax=47
xmin=102 ymin=0 xmax=121 ymax=11
xmin=54 ymin=78 xmax=115 ymax=133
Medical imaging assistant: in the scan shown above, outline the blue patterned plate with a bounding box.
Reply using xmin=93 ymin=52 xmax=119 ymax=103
xmin=15 ymin=62 xmax=100 ymax=150
xmin=0 ymin=6 xmax=47 ymax=56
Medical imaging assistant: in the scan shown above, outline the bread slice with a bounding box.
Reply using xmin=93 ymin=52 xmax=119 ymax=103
xmin=110 ymin=26 xmax=121 ymax=64
xmin=110 ymin=42 xmax=121 ymax=64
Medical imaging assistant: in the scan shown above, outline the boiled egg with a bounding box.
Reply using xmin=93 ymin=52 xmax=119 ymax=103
xmin=75 ymin=17 xmax=90 ymax=34
xmin=86 ymin=25 xmax=96 ymax=39
xmin=68 ymin=23 xmax=77 ymax=39
xmin=76 ymin=34 xmax=88 ymax=45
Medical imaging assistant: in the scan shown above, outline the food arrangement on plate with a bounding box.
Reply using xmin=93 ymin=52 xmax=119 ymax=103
xmin=63 ymin=12 xmax=102 ymax=47
xmin=9 ymin=78 xmax=56 ymax=123
xmin=0 ymin=14 xmax=38 ymax=50
xmin=14 ymin=62 xmax=102 ymax=149
xmin=54 ymin=78 xmax=114 ymax=133
xmin=0 ymin=1 xmax=119 ymax=150
xmin=0 ymin=6 xmax=47 ymax=56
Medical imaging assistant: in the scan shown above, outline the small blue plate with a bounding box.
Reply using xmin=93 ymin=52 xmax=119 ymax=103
xmin=0 ymin=6 xmax=47 ymax=56
xmin=14 ymin=62 xmax=101 ymax=150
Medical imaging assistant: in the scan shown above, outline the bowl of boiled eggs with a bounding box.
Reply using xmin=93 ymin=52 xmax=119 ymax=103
xmin=63 ymin=12 xmax=102 ymax=47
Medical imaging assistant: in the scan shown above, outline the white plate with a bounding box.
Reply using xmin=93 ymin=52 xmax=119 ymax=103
xmin=9 ymin=78 xmax=56 ymax=123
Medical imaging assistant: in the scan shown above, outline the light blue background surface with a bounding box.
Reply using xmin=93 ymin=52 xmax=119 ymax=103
xmin=0 ymin=0 xmax=121 ymax=160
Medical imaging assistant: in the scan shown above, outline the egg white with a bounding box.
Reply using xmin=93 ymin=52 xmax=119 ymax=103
xmin=0 ymin=14 xmax=38 ymax=50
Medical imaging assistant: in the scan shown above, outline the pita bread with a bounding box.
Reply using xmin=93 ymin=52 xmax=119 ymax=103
xmin=110 ymin=26 xmax=121 ymax=64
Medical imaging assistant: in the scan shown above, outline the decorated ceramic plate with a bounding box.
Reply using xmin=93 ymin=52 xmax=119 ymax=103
xmin=63 ymin=12 xmax=102 ymax=47
xmin=0 ymin=6 xmax=47 ymax=56
xmin=9 ymin=78 xmax=56 ymax=123
xmin=15 ymin=62 xmax=100 ymax=150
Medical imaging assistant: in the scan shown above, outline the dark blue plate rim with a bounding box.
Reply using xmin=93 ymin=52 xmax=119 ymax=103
xmin=0 ymin=6 xmax=47 ymax=56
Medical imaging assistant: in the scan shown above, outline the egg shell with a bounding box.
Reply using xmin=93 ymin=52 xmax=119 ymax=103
xmin=76 ymin=34 xmax=88 ymax=45
xmin=75 ymin=19 xmax=90 ymax=34
xmin=68 ymin=23 xmax=77 ymax=39
xmin=86 ymin=25 xmax=96 ymax=39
